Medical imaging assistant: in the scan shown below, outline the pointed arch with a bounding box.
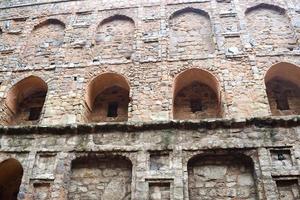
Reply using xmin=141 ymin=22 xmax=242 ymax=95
xmin=265 ymin=62 xmax=300 ymax=115
xmin=173 ymin=68 xmax=222 ymax=119
xmin=5 ymin=76 xmax=48 ymax=125
xmin=85 ymin=72 xmax=130 ymax=122
xmin=0 ymin=158 xmax=23 ymax=200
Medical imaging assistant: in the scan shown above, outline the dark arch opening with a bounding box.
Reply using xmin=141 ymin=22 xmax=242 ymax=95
xmin=173 ymin=68 xmax=222 ymax=119
xmin=5 ymin=76 xmax=48 ymax=125
xmin=85 ymin=73 xmax=130 ymax=122
xmin=265 ymin=62 xmax=300 ymax=116
xmin=0 ymin=158 xmax=24 ymax=200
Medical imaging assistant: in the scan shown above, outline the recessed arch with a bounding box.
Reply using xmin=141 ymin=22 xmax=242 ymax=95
xmin=68 ymin=154 xmax=132 ymax=199
xmin=173 ymin=68 xmax=222 ymax=119
xmin=0 ymin=158 xmax=23 ymax=200
xmin=187 ymin=153 xmax=258 ymax=200
xmin=245 ymin=3 xmax=296 ymax=52
xmin=245 ymin=3 xmax=286 ymax=15
xmin=94 ymin=14 xmax=135 ymax=61
xmin=5 ymin=75 xmax=48 ymax=125
xmin=99 ymin=14 xmax=135 ymax=27
xmin=33 ymin=18 xmax=66 ymax=31
xmin=169 ymin=7 xmax=210 ymax=20
xmin=168 ymin=7 xmax=214 ymax=58
xmin=85 ymin=72 xmax=130 ymax=122
xmin=265 ymin=62 xmax=300 ymax=116
xmin=23 ymin=18 xmax=65 ymax=65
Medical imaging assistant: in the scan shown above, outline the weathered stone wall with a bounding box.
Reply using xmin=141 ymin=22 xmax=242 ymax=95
xmin=22 ymin=19 xmax=65 ymax=66
xmin=245 ymin=4 xmax=297 ymax=53
xmin=0 ymin=0 xmax=300 ymax=200
xmin=0 ymin=119 xmax=300 ymax=200
xmin=68 ymin=155 xmax=132 ymax=200
xmin=188 ymin=154 xmax=257 ymax=200
xmin=0 ymin=0 xmax=299 ymax=123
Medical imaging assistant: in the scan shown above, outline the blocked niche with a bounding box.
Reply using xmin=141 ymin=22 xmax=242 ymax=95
xmin=173 ymin=68 xmax=222 ymax=120
xmin=32 ymin=181 xmax=51 ymax=200
xmin=23 ymin=19 xmax=65 ymax=65
xmin=245 ymin=4 xmax=297 ymax=52
xmin=169 ymin=8 xmax=215 ymax=58
xmin=32 ymin=153 xmax=56 ymax=179
xmin=265 ymin=62 xmax=300 ymax=116
xmin=85 ymin=73 xmax=130 ymax=122
xmin=94 ymin=15 xmax=135 ymax=62
xmin=149 ymin=182 xmax=171 ymax=200
xmin=3 ymin=76 xmax=48 ymax=126
xmin=150 ymin=151 xmax=170 ymax=171
xmin=270 ymin=149 xmax=293 ymax=167
xmin=68 ymin=155 xmax=132 ymax=200
xmin=276 ymin=179 xmax=300 ymax=200
xmin=188 ymin=154 xmax=257 ymax=200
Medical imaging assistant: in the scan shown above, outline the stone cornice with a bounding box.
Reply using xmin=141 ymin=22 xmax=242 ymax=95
xmin=0 ymin=0 xmax=81 ymax=9
xmin=2 ymin=115 xmax=300 ymax=135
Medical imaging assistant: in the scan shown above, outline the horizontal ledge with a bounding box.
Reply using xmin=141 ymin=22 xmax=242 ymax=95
xmin=1 ymin=115 xmax=300 ymax=135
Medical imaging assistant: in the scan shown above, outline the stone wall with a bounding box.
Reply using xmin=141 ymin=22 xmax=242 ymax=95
xmin=0 ymin=119 xmax=299 ymax=199
xmin=188 ymin=154 xmax=257 ymax=200
xmin=68 ymin=155 xmax=132 ymax=200
xmin=0 ymin=0 xmax=300 ymax=200
xmin=0 ymin=0 xmax=299 ymax=123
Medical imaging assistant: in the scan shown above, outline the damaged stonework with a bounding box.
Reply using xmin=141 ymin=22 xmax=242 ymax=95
xmin=0 ymin=0 xmax=300 ymax=200
xmin=0 ymin=117 xmax=300 ymax=199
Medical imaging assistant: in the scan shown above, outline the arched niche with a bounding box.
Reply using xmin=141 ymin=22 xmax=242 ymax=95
xmin=5 ymin=76 xmax=48 ymax=125
xmin=68 ymin=154 xmax=132 ymax=200
xmin=23 ymin=19 xmax=65 ymax=65
xmin=187 ymin=153 xmax=258 ymax=200
xmin=168 ymin=7 xmax=215 ymax=58
xmin=0 ymin=158 xmax=23 ymax=200
xmin=94 ymin=15 xmax=135 ymax=61
xmin=85 ymin=72 xmax=130 ymax=122
xmin=245 ymin=4 xmax=296 ymax=52
xmin=173 ymin=68 xmax=222 ymax=119
xmin=265 ymin=62 xmax=300 ymax=116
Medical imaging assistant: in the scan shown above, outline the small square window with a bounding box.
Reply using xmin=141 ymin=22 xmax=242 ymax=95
xmin=277 ymin=153 xmax=285 ymax=161
xmin=190 ymin=99 xmax=202 ymax=113
xmin=107 ymin=102 xmax=118 ymax=117
xmin=28 ymin=107 xmax=42 ymax=121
